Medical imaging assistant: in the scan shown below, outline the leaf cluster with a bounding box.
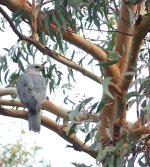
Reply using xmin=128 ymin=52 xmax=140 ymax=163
xmin=0 ymin=139 xmax=51 ymax=167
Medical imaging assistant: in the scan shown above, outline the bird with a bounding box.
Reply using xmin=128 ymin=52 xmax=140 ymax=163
xmin=16 ymin=64 xmax=47 ymax=132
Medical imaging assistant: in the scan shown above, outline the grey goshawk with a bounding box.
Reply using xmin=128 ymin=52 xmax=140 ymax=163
xmin=17 ymin=64 xmax=47 ymax=132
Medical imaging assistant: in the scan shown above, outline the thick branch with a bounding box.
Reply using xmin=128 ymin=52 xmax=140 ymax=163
xmin=0 ymin=106 xmax=97 ymax=158
xmin=114 ymin=3 xmax=149 ymax=130
xmin=121 ymin=14 xmax=150 ymax=92
xmin=0 ymin=87 xmax=16 ymax=96
xmin=0 ymin=98 xmax=68 ymax=118
xmin=115 ymin=3 xmax=136 ymax=75
xmin=129 ymin=127 xmax=150 ymax=136
xmin=31 ymin=0 xmax=38 ymax=40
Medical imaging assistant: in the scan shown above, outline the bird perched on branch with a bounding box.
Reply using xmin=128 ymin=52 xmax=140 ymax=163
xmin=17 ymin=64 xmax=47 ymax=132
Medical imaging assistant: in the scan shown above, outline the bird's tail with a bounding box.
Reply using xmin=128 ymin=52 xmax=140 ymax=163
xmin=28 ymin=111 xmax=41 ymax=132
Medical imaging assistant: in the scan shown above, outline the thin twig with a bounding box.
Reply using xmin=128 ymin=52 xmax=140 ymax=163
xmin=83 ymin=28 xmax=132 ymax=36
xmin=113 ymin=0 xmax=119 ymax=14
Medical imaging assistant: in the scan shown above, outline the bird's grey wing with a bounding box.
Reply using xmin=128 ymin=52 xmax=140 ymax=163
xmin=17 ymin=73 xmax=46 ymax=112
xmin=30 ymin=74 xmax=46 ymax=103
xmin=17 ymin=73 xmax=36 ymax=111
xmin=27 ymin=75 xmax=46 ymax=132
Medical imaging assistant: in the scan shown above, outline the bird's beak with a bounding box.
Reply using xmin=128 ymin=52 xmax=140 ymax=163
xmin=40 ymin=62 xmax=47 ymax=71
xmin=40 ymin=66 xmax=43 ymax=71
xmin=42 ymin=61 xmax=47 ymax=67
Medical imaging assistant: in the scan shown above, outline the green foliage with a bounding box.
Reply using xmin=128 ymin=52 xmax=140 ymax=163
xmin=0 ymin=140 xmax=51 ymax=167
xmin=99 ymin=51 xmax=120 ymax=66
xmin=96 ymin=96 xmax=110 ymax=113
xmin=12 ymin=9 xmax=26 ymax=27
xmin=125 ymin=0 xmax=142 ymax=5
xmin=12 ymin=9 xmax=25 ymax=21
xmin=72 ymin=162 xmax=92 ymax=167
xmin=95 ymin=131 xmax=150 ymax=167
xmin=101 ymin=77 xmax=113 ymax=99
xmin=125 ymin=91 xmax=140 ymax=100
xmin=84 ymin=127 xmax=97 ymax=144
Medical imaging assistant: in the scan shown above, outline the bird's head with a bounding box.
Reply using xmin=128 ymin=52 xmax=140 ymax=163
xmin=26 ymin=64 xmax=44 ymax=72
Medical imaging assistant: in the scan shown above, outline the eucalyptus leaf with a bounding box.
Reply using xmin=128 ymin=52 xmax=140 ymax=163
xmin=66 ymin=122 xmax=76 ymax=136
xmin=4 ymin=69 xmax=10 ymax=84
xmin=108 ymin=51 xmax=120 ymax=59
xmin=125 ymin=91 xmax=140 ymax=100
xmin=99 ymin=59 xmax=118 ymax=66
xmin=101 ymin=77 xmax=113 ymax=99
xmin=12 ymin=9 xmax=25 ymax=20
xmin=72 ymin=162 xmax=92 ymax=167
xmin=62 ymin=83 xmax=74 ymax=90
xmin=105 ymin=128 xmax=113 ymax=141
xmin=84 ymin=128 xmax=96 ymax=144
xmin=96 ymin=149 xmax=107 ymax=162
xmin=44 ymin=14 xmax=51 ymax=34
xmin=96 ymin=96 xmax=110 ymax=113
xmin=89 ymin=102 xmax=99 ymax=112
xmin=127 ymin=157 xmax=134 ymax=167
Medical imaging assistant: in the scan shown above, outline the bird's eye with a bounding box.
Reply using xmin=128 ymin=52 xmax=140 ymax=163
xmin=35 ymin=66 xmax=39 ymax=68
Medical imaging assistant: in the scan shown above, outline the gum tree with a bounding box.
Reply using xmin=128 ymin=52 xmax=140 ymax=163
xmin=0 ymin=0 xmax=150 ymax=166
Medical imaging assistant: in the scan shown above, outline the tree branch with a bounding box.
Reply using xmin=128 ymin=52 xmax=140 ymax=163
xmin=0 ymin=0 xmax=121 ymax=82
xmin=0 ymin=6 xmax=123 ymax=96
xmin=0 ymin=87 xmax=16 ymax=96
xmin=0 ymin=106 xmax=97 ymax=158
xmin=121 ymin=14 xmax=150 ymax=92
xmin=129 ymin=127 xmax=150 ymax=136
xmin=114 ymin=3 xmax=149 ymax=132
xmin=0 ymin=87 xmax=68 ymax=118
xmin=31 ymin=0 xmax=39 ymax=41
xmin=0 ymin=98 xmax=68 ymax=118
xmin=115 ymin=3 xmax=136 ymax=75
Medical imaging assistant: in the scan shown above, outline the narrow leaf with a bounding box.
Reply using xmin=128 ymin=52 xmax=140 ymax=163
xmin=127 ymin=157 xmax=134 ymax=167
xmin=105 ymin=128 xmax=113 ymax=141
xmin=81 ymin=97 xmax=94 ymax=106
xmin=125 ymin=91 xmax=139 ymax=100
xmin=101 ymin=77 xmax=113 ymax=99
xmin=4 ymin=69 xmax=10 ymax=84
xmin=99 ymin=59 xmax=118 ymax=66
xmin=66 ymin=122 xmax=76 ymax=136
xmin=84 ymin=128 xmax=96 ymax=144
xmin=96 ymin=96 xmax=110 ymax=113
xmin=12 ymin=9 xmax=25 ymax=20
xmin=108 ymin=51 xmax=120 ymax=59
xmin=89 ymin=102 xmax=99 ymax=112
